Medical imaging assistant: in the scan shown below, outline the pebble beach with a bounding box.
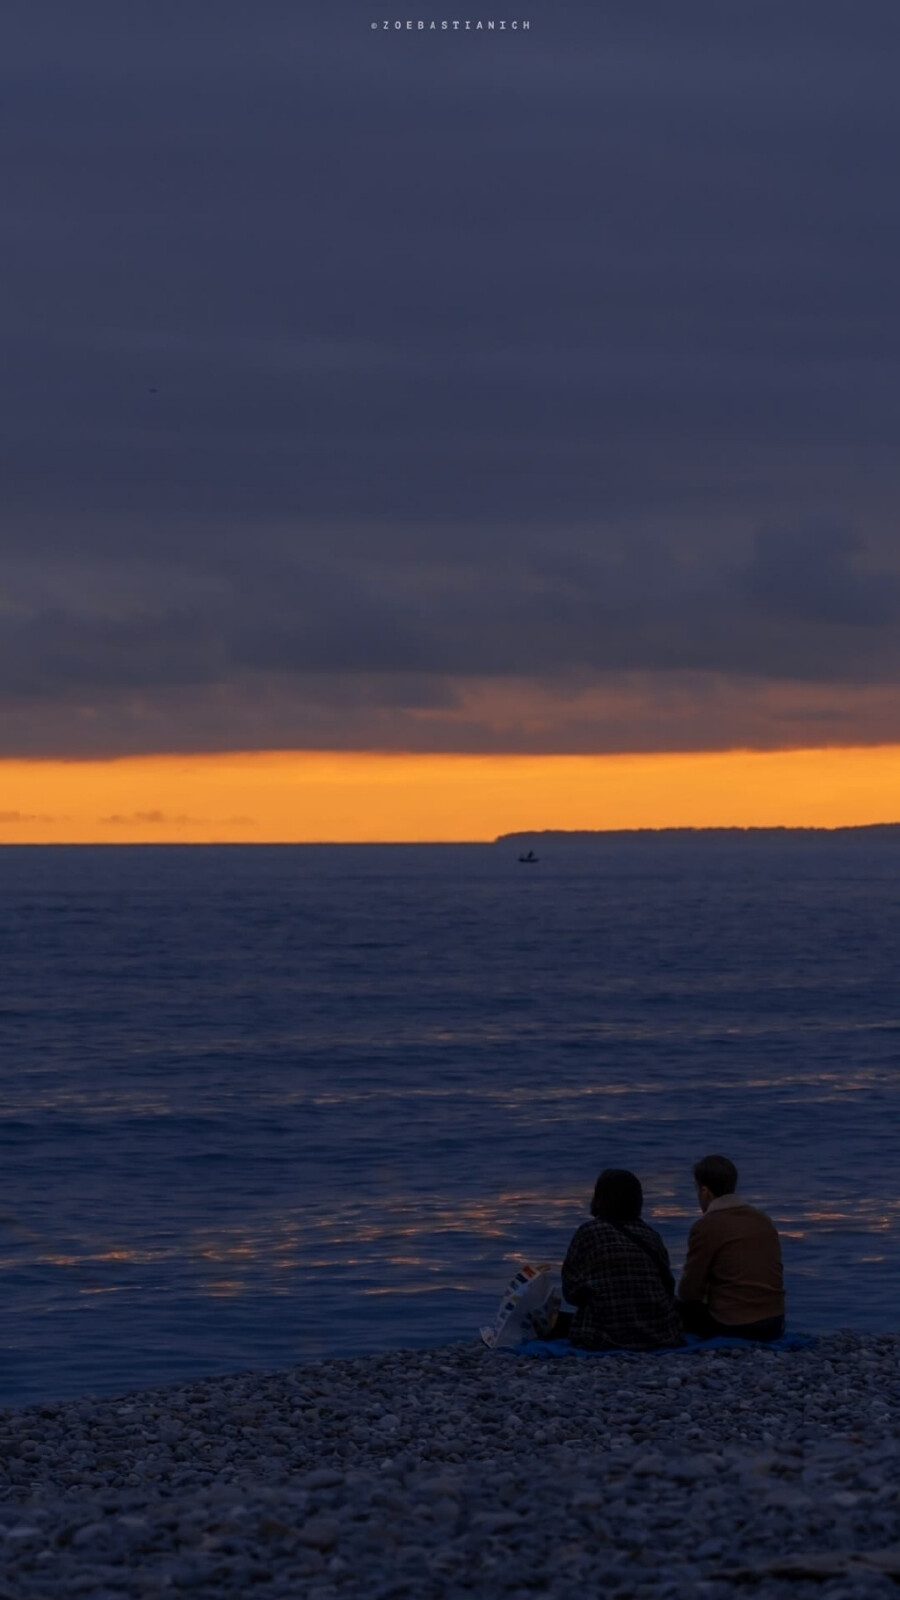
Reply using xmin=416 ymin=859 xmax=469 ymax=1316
xmin=2 ymin=1333 xmax=900 ymax=1599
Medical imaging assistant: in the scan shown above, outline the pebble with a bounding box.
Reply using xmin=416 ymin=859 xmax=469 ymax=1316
xmin=299 ymin=1516 xmax=340 ymax=1550
xmin=0 ymin=1332 xmax=899 ymax=1596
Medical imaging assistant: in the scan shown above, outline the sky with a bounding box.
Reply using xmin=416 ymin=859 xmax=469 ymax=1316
xmin=2 ymin=2 xmax=900 ymax=836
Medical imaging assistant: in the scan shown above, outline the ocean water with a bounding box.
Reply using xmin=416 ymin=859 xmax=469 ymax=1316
xmin=1 ymin=837 xmax=898 ymax=1406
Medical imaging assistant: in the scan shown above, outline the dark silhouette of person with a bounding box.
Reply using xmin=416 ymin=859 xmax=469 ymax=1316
xmin=678 ymin=1155 xmax=785 ymax=1342
xmin=557 ymin=1169 xmax=684 ymax=1350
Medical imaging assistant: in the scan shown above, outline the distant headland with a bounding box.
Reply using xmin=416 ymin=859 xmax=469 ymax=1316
xmin=496 ymin=824 xmax=900 ymax=844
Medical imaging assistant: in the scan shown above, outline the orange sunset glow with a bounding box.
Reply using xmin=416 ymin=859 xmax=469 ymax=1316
xmin=1 ymin=745 xmax=899 ymax=843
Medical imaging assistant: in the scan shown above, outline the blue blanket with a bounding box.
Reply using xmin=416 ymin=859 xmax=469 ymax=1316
xmin=504 ymin=1331 xmax=816 ymax=1359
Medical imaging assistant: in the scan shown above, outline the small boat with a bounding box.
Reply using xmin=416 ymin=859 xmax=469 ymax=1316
xmin=517 ymin=849 xmax=539 ymax=864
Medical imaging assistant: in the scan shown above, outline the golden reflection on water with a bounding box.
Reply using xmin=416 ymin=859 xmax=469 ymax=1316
xmin=40 ymin=1246 xmax=164 ymax=1267
xmin=2 ymin=1060 xmax=895 ymax=1142
xmin=196 ymin=1244 xmax=255 ymax=1261
xmin=6 ymin=1184 xmax=900 ymax=1303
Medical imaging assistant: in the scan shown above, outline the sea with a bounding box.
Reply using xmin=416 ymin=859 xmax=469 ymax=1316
xmin=1 ymin=835 xmax=898 ymax=1406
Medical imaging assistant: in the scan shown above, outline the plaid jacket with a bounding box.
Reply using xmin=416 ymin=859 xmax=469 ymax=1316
xmin=561 ymin=1218 xmax=684 ymax=1351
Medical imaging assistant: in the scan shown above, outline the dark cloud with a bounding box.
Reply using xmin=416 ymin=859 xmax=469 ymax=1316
xmin=98 ymin=811 xmax=253 ymax=826
xmin=0 ymin=516 xmax=899 ymax=755
xmin=742 ymin=523 xmax=900 ymax=629
xmin=1 ymin=1 xmax=899 ymax=754
xmin=0 ymin=811 xmax=58 ymax=823
xmin=99 ymin=812 xmax=194 ymax=826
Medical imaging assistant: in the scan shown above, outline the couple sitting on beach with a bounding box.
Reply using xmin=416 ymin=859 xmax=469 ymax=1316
xmin=542 ymin=1155 xmax=785 ymax=1350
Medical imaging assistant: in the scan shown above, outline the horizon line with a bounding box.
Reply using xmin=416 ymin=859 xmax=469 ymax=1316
xmin=2 ymin=821 xmax=900 ymax=848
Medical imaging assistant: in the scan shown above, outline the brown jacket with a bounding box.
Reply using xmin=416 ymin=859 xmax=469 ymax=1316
xmin=678 ymin=1195 xmax=785 ymax=1326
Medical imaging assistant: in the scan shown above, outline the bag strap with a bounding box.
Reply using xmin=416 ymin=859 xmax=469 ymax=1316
xmin=607 ymin=1221 xmax=675 ymax=1297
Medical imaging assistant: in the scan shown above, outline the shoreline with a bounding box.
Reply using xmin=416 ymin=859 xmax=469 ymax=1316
xmin=2 ymin=1333 xmax=900 ymax=1598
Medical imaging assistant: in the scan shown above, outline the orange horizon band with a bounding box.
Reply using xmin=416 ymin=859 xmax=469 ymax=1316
xmin=1 ymin=745 xmax=900 ymax=843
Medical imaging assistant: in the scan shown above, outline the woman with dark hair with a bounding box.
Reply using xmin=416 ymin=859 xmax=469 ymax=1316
xmin=557 ymin=1169 xmax=684 ymax=1351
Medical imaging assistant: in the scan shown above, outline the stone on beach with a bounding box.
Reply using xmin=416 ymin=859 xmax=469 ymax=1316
xmin=0 ymin=1332 xmax=899 ymax=1597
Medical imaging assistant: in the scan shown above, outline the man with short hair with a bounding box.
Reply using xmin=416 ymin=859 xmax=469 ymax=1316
xmin=677 ymin=1155 xmax=785 ymax=1342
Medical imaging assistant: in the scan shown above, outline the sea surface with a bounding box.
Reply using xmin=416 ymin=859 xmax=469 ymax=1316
xmin=1 ymin=837 xmax=898 ymax=1406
